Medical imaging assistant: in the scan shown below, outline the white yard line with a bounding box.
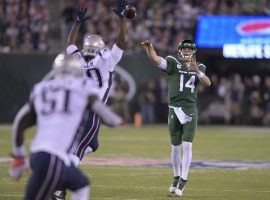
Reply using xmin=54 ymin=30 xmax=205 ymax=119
xmin=1 ymin=185 xmax=270 ymax=198
xmin=92 ymin=184 xmax=270 ymax=193
xmin=0 ymin=195 xmax=146 ymax=200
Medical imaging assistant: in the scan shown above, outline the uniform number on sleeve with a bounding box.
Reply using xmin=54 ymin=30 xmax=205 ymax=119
xmin=179 ymin=74 xmax=195 ymax=93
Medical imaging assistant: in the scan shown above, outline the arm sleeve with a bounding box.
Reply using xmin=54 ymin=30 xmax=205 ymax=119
xmin=12 ymin=102 xmax=36 ymax=156
xmin=107 ymin=44 xmax=124 ymax=72
xmin=91 ymin=100 xmax=123 ymax=127
xmin=66 ymin=44 xmax=83 ymax=59
xmin=164 ymin=56 xmax=174 ymax=74
xmin=156 ymin=57 xmax=167 ymax=70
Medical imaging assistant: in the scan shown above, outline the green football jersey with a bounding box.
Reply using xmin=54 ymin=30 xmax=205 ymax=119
xmin=164 ymin=55 xmax=206 ymax=108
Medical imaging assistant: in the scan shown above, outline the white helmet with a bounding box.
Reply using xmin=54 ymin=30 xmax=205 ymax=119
xmin=50 ymin=53 xmax=83 ymax=78
xmin=83 ymin=34 xmax=105 ymax=57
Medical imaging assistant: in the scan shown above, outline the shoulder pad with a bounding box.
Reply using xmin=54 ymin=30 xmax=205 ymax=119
xmin=166 ymin=55 xmax=181 ymax=65
xmin=100 ymin=48 xmax=111 ymax=59
xmin=198 ymin=63 xmax=206 ymax=69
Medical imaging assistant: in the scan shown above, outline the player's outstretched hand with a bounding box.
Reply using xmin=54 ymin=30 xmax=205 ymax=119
xmin=140 ymin=40 xmax=154 ymax=49
xmin=75 ymin=7 xmax=89 ymax=23
xmin=188 ymin=57 xmax=199 ymax=73
xmin=112 ymin=0 xmax=127 ymax=17
xmin=8 ymin=154 xmax=28 ymax=181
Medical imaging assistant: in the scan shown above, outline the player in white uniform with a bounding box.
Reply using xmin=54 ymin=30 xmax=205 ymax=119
xmin=9 ymin=54 xmax=123 ymax=200
xmin=66 ymin=1 xmax=127 ymax=166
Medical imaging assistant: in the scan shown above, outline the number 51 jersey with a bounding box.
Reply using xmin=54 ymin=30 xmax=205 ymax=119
xmin=164 ymin=55 xmax=207 ymax=108
xmin=30 ymin=76 xmax=100 ymax=165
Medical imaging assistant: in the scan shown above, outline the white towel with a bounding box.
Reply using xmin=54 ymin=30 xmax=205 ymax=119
xmin=169 ymin=106 xmax=192 ymax=124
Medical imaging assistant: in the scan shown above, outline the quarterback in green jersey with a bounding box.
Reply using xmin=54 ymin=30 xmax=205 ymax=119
xmin=141 ymin=39 xmax=211 ymax=197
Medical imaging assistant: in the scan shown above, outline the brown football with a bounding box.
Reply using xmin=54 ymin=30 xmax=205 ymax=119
xmin=124 ymin=5 xmax=136 ymax=20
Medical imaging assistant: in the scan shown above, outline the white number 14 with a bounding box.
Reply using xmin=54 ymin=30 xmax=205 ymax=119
xmin=179 ymin=74 xmax=196 ymax=93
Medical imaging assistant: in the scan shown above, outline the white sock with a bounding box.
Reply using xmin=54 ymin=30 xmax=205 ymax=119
xmin=171 ymin=144 xmax=181 ymax=177
xmin=70 ymin=154 xmax=80 ymax=167
xmin=181 ymin=141 xmax=192 ymax=180
xmin=84 ymin=146 xmax=93 ymax=155
xmin=71 ymin=186 xmax=89 ymax=200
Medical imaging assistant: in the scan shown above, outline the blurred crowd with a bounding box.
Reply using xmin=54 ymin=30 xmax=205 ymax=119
xmin=0 ymin=0 xmax=49 ymax=53
xmin=61 ymin=0 xmax=270 ymax=54
xmin=199 ymin=74 xmax=270 ymax=126
xmin=137 ymin=74 xmax=270 ymax=126
xmin=1 ymin=0 xmax=270 ymax=126
xmin=1 ymin=0 xmax=270 ymax=54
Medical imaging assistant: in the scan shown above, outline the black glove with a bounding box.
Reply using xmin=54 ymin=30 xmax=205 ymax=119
xmin=112 ymin=0 xmax=127 ymax=17
xmin=75 ymin=7 xmax=89 ymax=23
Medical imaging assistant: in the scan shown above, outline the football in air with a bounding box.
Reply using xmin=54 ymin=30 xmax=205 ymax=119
xmin=124 ymin=5 xmax=136 ymax=20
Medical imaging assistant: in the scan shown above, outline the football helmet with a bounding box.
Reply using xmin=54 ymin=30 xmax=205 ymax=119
xmin=51 ymin=53 xmax=83 ymax=78
xmin=83 ymin=34 xmax=105 ymax=57
xmin=177 ymin=40 xmax=197 ymax=60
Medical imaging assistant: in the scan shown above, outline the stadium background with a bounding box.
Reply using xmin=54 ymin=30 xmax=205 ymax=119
xmin=1 ymin=0 xmax=270 ymax=126
xmin=0 ymin=1 xmax=270 ymax=200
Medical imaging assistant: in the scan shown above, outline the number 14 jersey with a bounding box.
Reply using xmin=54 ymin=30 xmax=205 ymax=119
xmin=164 ymin=55 xmax=206 ymax=108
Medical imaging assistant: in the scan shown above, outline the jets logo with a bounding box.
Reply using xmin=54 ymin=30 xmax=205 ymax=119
xmin=177 ymin=64 xmax=181 ymax=69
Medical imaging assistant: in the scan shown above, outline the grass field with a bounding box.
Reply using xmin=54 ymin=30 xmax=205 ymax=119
xmin=0 ymin=125 xmax=270 ymax=200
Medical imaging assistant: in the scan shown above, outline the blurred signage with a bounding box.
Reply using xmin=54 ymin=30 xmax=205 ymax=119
xmin=196 ymin=16 xmax=270 ymax=58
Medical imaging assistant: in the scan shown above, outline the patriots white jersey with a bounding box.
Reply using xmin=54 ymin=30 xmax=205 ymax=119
xmin=30 ymin=76 xmax=99 ymax=165
xmin=66 ymin=44 xmax=123 ymax=102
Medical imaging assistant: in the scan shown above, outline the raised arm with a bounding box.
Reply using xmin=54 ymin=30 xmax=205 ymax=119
xmin=67 ymin=22 xmax=81 ymax=46
xmin=197 ymin=72 xmax=211 ymax=86
xmin=67 ymin=7 xmax=89 ymax=46
xmin=112 ymin=0 xmax=127 ymax=50
xmin=199 ymin=72 xmax=211 ymax=86
xmin=141 ymin=40 xmax=167 ymax=70
xmin=189 ymin=58 xmax=211 ymax=87
xmin=115 ymin=17 xmax=126 ymax=50
xmin=88 ymin=96 xmax=124 ymax=127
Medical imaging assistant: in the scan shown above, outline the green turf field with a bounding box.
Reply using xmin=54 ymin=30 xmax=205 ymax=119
xmin=0 ymin=125 xmax=270 ymax=199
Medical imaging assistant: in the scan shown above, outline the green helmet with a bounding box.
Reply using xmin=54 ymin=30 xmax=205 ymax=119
xmin=177 ymin=40 xmax=197 ymax=52
xmin=177 ymin=40 xmax=197 ymax=60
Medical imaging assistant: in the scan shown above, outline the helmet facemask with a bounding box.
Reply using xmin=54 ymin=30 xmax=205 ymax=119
xmin=83 ymin=34 xmax=105 ymax=59
xmin=178 ymin=48 xmax=196 ymax=61
xmin=177 ymin=40 xmax=197 ymax=61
